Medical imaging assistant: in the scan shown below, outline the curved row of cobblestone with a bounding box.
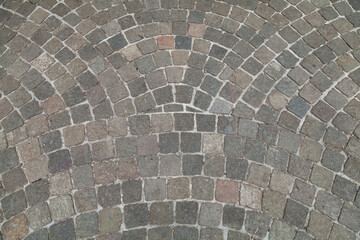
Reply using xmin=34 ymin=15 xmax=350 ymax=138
xmin=0 ymin=0 xmax=360 ymax=239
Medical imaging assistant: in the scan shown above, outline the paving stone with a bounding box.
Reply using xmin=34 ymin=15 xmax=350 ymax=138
xmin=307 ymin=211 xmax=333 ymax=239
xmin=73 ymin=164 xmax=94 ymax=189
xmin=122 ymin=228 xmax=146 ymax=240
xmin=344 ymin=99 xmax=360 ymax=121
xmin=323 ymin=89 xmax=347 ymax=110
xmin=237 ymin=119 xmax=257 ymax=138
xmin=240 ymin=183 xmax=262 ymax=210
xmin=270 ymin=170 xmax=294 ymax=195
xmin=323 ymin=127 xmax=348 ymax=149
xmin=277 ymin=111 xmax=300 ymax=132
xmin=343 ymin=156 xmax=360 ymax=183
xmin=245 ymin=211 xmax=271 ymax=238
xmin=62 ymin=86 xmax=85 ymax=107
xmin=180 ymin=154 xmax=202 ymax=176
xmin=175 ymin=201 xmax=198 ymax=225
xmin=269 ymin=220 xmax=296 ymax=240
xmin=294 ymin=231 xmax=314 ymax=240
xmin=313 ymin=45 xmax=336 ymax=64
xmin=329 ymin=224 xmax=356 ymax=240
xmin=144 ymin=178 xmax=166 ymax=201
xmin=97 ymin=183 xmax=121 ymax=208
xmin=275 ymin=77 xmax=298 ymax=97
xmin=93 ymin=100 xmax=114 ymax=120
xmin=49 ymin=219 xmax=75 ymax=240
xmin=148 ymin=227 xmax=172 ymax=240
xmin=49 ymin=171 xmax=72 ymax=196
xmin=0 ymin=147 xmax=19 ymax=173
xmin=288 ymin=154 xmax=312 ymax=180
xmin=167 ymin=177 xmax=189 ymax=199
xmin=75 ymin=212 xmax=98 ymax=238
xmin=48 ymin=149 xmax=72 ymax=174
xmin=337 ymin=77 xmax=359 ymax=98
xmin=311 ymin=100 xmax=336 ymax=122
xmin=262 ymin=189 xmax=286 ymax=219
xmin=137 ymin=155 xmax=158 ymax=178
xmin=332 ymin=175 xmax=357 ymax=201
xmin=265 ymin=62 xmax=286 ymax=82
xmin=25 ymin=179 xmax=49 ymax=206
xmin=26 ymin=202 xmax=51 ymax=230
xmin=149 ymin=202 xmax=173 ymax=225
xmin=192 ymin=176 xmax=214 ymax=200
xmin=2 ymin=213 xmax=29 ymax=240
xmin=159 ymin=154 xmax=181 ymax=176
xmin=299 ymin=138 xmax=323 ymax=163
xmin=315 ymin=190 xmax=342 ymax=220
xmin=266 ymin=35 xmax=288 ymax=54
xmin=291 ymin=179 xmax=316 ymax=206
xmin=173 ymin=226 xmax=198 ymax=240
xmin=98 ymin=207 xmax=122 ymax=234
xmin=17 ymin=138 xmax=41 ymax=164
xmin=241 ymin=57 xmax=263 ymax=76
xmin=1 ymin=190 xmax=27 ymax=219
xmin=199 ymin=203 xmax=222 ymax=227
xmin=223 ymin=133 xmax=247 ymax=157
xmin=300 ymin=54 xmax=323 ymax=74
xmin=299 ymin=83 xmax=321 ymax=104
xmin=284 ymin=199 xmax=309 ymax=229
xmin=134 ymin=92 xmax=156 ymax=113
xmin=74 ymin=188 xmax=97 ymax=213
xmin=321 ymin=148 xmax=345 ymax=172
xmin=339 ymin=202 xmax=360 ymax=232
xmin=200 ymin=228 xmax=223 ymax=240
xmin=24 ymin=229 xmax=48 ymax=240
xmin=203 ymin=154 xmax=224 ymax=177
xmin=256 ymin=123 xmax=278 ymax=146
xmin=217 ymin=116 xmax=237 ymax=135
xmin=255 ymin=105 xmax=280 ymax=125
xmin=63 ymin=124 xmax=85 ymax=147
xmin=286 ymin=96 xmax=310 ymax=118
xmin=300 ymin=116 xmax=326 ymax=141
xmin=248 ymin=163 xmax=271 ymax=188
xmin=49 ymin=195 xmax=75 ymax=222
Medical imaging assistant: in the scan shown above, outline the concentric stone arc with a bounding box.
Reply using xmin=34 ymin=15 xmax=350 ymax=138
xmin=0 ymin=0 xmax=360 ymax=239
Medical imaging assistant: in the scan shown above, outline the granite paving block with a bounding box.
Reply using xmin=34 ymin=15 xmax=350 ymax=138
xmin=0 ymin=1 xmax=359 ymax=239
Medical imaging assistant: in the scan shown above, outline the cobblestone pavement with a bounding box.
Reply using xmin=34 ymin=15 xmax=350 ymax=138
xmin=0 ymin=0 xmax=360 ymax=239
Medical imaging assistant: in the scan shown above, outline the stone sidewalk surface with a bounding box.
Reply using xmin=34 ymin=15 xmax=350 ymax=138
xmin=0 ymin=0 xmax=360 ymax=239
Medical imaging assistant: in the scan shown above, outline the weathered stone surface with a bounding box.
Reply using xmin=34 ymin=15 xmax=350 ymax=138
xmin=1 ymin=2 xmax=359 ymax=238
xmin=2 ymin=213 xmax=29 ymax=240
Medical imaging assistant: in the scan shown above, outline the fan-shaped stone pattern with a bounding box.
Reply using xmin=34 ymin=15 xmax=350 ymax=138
xmin=0 ymin=0 xmax=360 ymax=239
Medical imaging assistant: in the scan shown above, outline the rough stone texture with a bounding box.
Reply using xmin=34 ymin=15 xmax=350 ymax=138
xmin=1 ymin=1 xmax=360 ymax=239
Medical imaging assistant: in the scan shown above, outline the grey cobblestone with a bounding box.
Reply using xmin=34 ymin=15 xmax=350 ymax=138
xmin=0 ymin=1 xmax=359 ymax=239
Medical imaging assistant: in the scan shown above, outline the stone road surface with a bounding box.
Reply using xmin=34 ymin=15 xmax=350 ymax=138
xmin=0 ymin=0 xmax=360 ymax=239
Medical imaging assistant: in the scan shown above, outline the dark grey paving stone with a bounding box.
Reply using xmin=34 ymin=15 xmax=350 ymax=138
xmin=173 ymin=226 xmax=198 ymax=240
xmin=19 ymin=100 xmax=42 ymax=120
xmin=123 ymin=180 xmax=142 ymax=204
xmin=223 ymin=205 xmax=245 ymax=230
xmin=124 ymin=203 xmax=148 ymax=228
xmin=97 ymin=184 xmax=121 ymax=208
xmin=276 ymin=50 xmax=299 ymax=69
xmin=180 ymin=133 xmax=201 ymax=153
xmin=283 ymin=199 xmax=309 ymax=229
xmin=49 ymin=219 xmax=75 ymax=240
xmin=332 ymin=175 xmax=357 ymax=201
xmin=182 ymin=155 xmax=203 ymax=175
xmin=245 ymin=211 xmax=271 ymax=237
xmin=108 ymin=33 xmax=128 ymax=51
xmin=175 ymin=35 xmax=192 ymax=49
xmin=1 ymin=190 xmax=27 ymax=219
